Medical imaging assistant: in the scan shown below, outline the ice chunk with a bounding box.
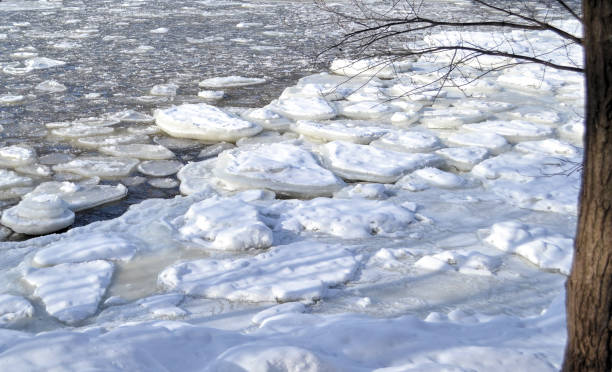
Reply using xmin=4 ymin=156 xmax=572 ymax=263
xmin=506 ymin=107 xmax=562 ymax=125
xmin=177 ymin=159 xmax=226 ymax=196
xmin=198 ymin=76 xmax=266 ymax=88
xmin=213 ymin=144 xmax=345 ymax=197
xmin=197 ymin=90 xmax=225 ymax=101
xmin=150 ymin=83 xmax=178 ymax=96
xmin=74 ymin=117 xmax=121 ymax=127
xmin=75 ymin=133 xmax=149 ymax=149
xmin=515 ymin=139 xmax=579 ymax=157
xmin=447 ymin=132 xmax=509 ymax=154
xmin=0 ymin=294 xmax=34 ymax=327
xmin=158 ymin=241 xmax=360 ymax=302
xmin=463 ymin=120 xmax=554 ymax=142
xmin=319 ymin=141 xmax=442 ymax=183
xmin=269 ymin=96 xmax=337 ymax=121
xmin=53 ymin=157 xmax=139 ymax=178
xmin=207 ymin=345 xmax=333 ymax=372
xmin=179 ymin=197 xmax=273 ymax=251
xmin=51 ymin=125 xmax=115 ymax=138
xmin=333 ymin=183 xmax=391 ymax=200
xmin=150 ymin=27 xmax=169 ymax=34
xmin=451 ymin=100 xmax=514 ymax=113
xmin=2 ymin=57 xmax=65 ymax=75
xmin=484 ymin=221 xmax=573 ymax=274
xmin=397 ymin=167 xmax=467 ymax=191
xmin=1 ymin=194 xmax=74 ymax=235
xmin=330 ymin=58 xmax=412 ymax=78
xmin=290 ymin=120 xmax=387 ymax=144
xmin=26 ymin=181 xmax=128 ymax=212
xmin=148 ymin=178 xmax=178 ymax=189
xmin=33 ymin=233 xmax=139 ymax=266
xmin=435 ymin=147 xmax=489 ymax=171
xmin=370 ymin=130 xmax=442 ymax=153
xmin=339 ymin=101 xmax=397 ymax=120
xmin=99 ymin=144 xmax=174 ymax=160
xmin=0 ymin=95 xmax=26 ymax=105
xmin=137 ymin=160 xmax=183 ymax=177
xmin=0 ymin=170 xmax=33 ymax=190
xmin=35 ymin=80 xmax=67 ymax=93
xmin=154 ymin=103 xmax=262 ymax=142
xmin=559 ymin=120 xmax=584 ymax=145
xmin=107 ymin=110 xmax=154 ymax=123
xmin=421 ymin=108 xmax=488 ymax=129
xmin=24 ymin=260 xmax=114 ymax=324
xmin=278 ymin=198 xmax=415 ymax=238
xmin=241 ymin=107 xmax=292 ymax=131
xmin=0 ymin=145 xmax=36 ymax=168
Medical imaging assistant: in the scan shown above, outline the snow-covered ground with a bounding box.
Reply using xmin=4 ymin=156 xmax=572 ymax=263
xmin=0 ymin=0 xmax=583 ymax=370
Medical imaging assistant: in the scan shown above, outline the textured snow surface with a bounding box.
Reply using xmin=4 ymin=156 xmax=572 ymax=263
xmin=24 ymin=260 xmax=114 ymax=324
xmin=0 ymin=295 xmax=34 ymax=327
xmin=159 ymin=241 xmax=360 ymax=302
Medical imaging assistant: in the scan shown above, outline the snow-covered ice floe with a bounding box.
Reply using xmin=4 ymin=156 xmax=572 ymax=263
xmin=154 ymin=103 xmax=262 ymax=142
xmin=319 ymin=140 xmax=442 ymax=183
xmin=213 ymin=143 xmax=345 ymax=197
xmin=198 ymin=76 xmax=266 ymax=88
xmin=158 ymin=241 xmax=360 ymax=302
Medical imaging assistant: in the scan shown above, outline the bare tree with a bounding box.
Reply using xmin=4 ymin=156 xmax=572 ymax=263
xmin=316 ymin=0 xmax=612 ymax=370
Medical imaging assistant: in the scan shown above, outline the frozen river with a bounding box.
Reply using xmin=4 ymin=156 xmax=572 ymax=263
xmin=0 ymin=0 xmax=584 ymax=370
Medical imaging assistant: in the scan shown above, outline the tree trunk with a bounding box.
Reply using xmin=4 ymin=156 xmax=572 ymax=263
xmin=562 ymin=1 xmax=612 ymax=371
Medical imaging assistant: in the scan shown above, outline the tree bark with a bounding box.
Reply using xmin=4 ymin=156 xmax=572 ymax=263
xmin=563 ymin=0 xmax=612 ymax=371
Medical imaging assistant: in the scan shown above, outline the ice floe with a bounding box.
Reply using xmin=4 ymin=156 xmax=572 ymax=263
xmin=26 ymin=181 xmax=128 ymax=212
xmin=35 ymin=80 xmax=67 ymax=93
xmin=446 ymin=132 xmax=510 ymax=154
xmin=463 ymin=120 xmax=555 ymax=142
xmin=179 ymin=197 xmax=273 ymax=251
xmin=53 ymin=157 xmax=139 ymax=178
xmin=319 ymin=140 xmax=442 ymax=182
xmin=154 ymin=103 xmax=262 ymax=142
xmin=370 ymin=130 xmax=442 ymax=153
xmin=198 ymin=76 xmax=266 ymax=88
xmin=213 ymin=143 xmax=345 ymax=197
xmin=24 ymin=260 xmax=114 ymax=324
xmin=99 ymin=144 xmax=175 ymax=160
xmin=158 ymin=241 xmax=360 ymax=302
xmin=277 ymin=197 xmax=416 ymax=239
xmin=436 ymin=146 xmax=489 ymax=171
xmin=397 ymin=167 xmax=467 ymax=191
xmin=330 ymin=58 xmax=412 ymax=78
xmin=484 ymin=221 xmax=573 ymax=274
xmin=1 ymin=194 xmax=75 ymax=235
xmin=269 ymin=96 xmax=337 ymax=121
xmin=290 ymin=120 xmax=387 ymax=144
xmin=137 ymin=160 xmax=183 ymax=177
xmin=0 ymin=145 xmax=36 ymax=168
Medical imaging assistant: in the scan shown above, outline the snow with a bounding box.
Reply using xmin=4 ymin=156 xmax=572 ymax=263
xmin=319 ymin=140 xmax=442 ymax=183
xmin=277 ymin=198 xmax=416 ymax=239
xmin=179 ymin=197 xmax=274 ymax=251
xmin=484 ymin=221 xmax=573 ymax=274
xmin=436 ymin=146 xmax=490 ymax=172
xmin=0 ymin=295 xmax=34 ymax=327
xmin=33 ymin=233 xmax=140 ymax=266
xmin=339 ymin=101 xmax=397 ymax=120
xmin=159 ymin=241 xmax=361 ymax=302
xmin=24 ymin=260 xmax=114 ymax=324
xmin=213 ymin=143 xmax=345 ymax=197
xmin=331 ymin=58 xmax=412 ymax=78
xmin=154 ymin=103 xmax=262 ymax=142
xmin=446 ymin=132 xmax=510 ymax=154
xmin=398 ymin=167 xmax=467 ymax=191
